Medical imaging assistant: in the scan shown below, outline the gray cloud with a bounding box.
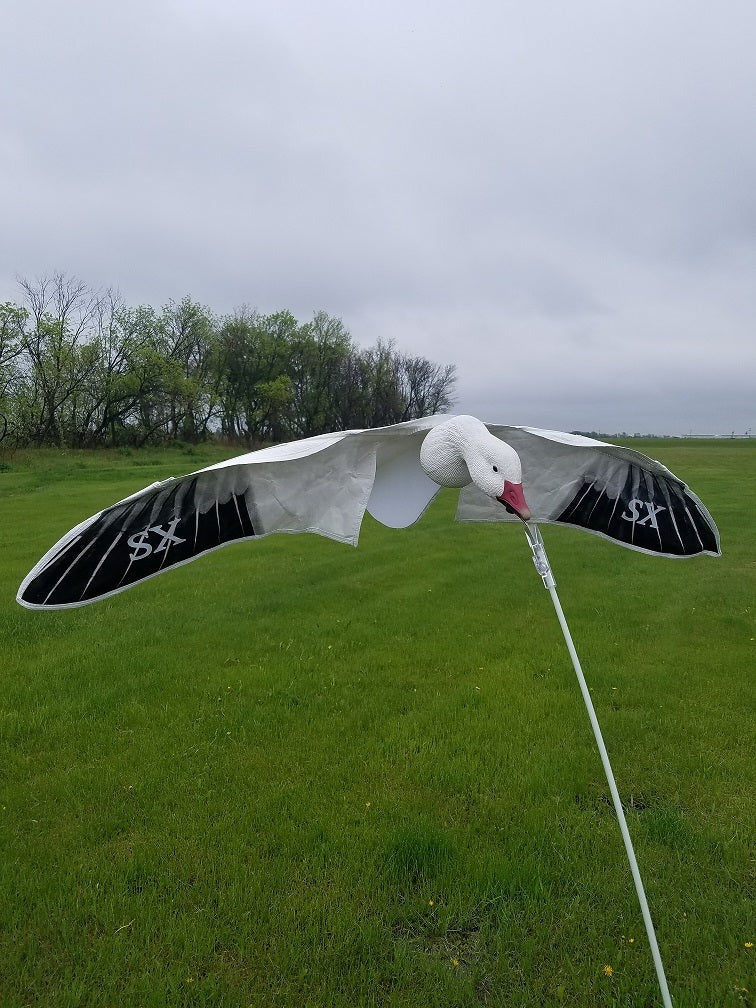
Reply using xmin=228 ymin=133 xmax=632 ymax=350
xmin=2 ymin=0 xmax=754 ymax=434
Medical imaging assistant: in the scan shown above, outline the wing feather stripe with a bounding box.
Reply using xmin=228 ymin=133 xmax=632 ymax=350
xmin=36 ymin=534 xmax=84 ymax=575
xmin=682 ymin=503 xmax=705 ymax=551
xmin=587 ymin=487 xmax=607 ymax=523
xmin=560 ymin=479 xmax=597 ymax=522
xmin=43 ymin=537 xmax=99 ymax=605
xmin=651 ymin=473 xmax=663 ymax=551
xmin=232 ymin=493 xmax=244 ymax=534
xmin=81 ymin=534 xmax=123 ymax=600
xmin=606 ymin=487 xmax=622 ymax=533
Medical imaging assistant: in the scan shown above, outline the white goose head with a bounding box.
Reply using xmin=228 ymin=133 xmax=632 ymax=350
xmin=419 ymin=415 xmax=531 ymax=521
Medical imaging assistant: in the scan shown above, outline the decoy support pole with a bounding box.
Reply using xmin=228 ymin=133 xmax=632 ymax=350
xmin=523 ymin=523 xmax=673 ymax=1008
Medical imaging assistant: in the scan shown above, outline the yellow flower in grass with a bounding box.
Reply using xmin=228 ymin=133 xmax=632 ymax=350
xmin=451 ymin=957 xmax=460 ymax=968
xmin=745 ymin=942 xmax=754 ymax=948
xmin=603 ymin=965 xmax=613 ymax=976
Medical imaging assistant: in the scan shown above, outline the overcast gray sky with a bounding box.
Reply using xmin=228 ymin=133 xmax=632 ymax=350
xmin=2 ymin=1 xmax=754 ymax=434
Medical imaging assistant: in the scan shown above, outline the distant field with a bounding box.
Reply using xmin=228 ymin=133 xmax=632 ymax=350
xmin=1 ymin=439 xmax=754 ymax=1007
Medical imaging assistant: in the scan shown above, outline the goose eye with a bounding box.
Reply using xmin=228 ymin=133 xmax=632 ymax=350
xmin=492 ymin=466 xmax=498 ymax=473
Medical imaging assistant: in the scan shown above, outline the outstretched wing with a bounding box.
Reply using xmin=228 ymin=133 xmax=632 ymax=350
xmin=459 ymin=426 xmax=721 ymax=558
xmin=16 ymin=418 xmax=446 ymax=611
xmin=17 ymin=433 xmax=380 ymax=610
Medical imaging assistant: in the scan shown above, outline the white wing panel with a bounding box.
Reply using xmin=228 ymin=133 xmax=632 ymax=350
xmin=366 ymin=430 xmax=440 ymax=528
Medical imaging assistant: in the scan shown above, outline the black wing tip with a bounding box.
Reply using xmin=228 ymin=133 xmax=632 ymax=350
xmin=553 ymin=465 xmax=721 ymax=558
xmin=16 ymin=488 xmax=258 ymax=611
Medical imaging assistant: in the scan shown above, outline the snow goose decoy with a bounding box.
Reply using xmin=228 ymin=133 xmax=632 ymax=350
xmin=17 ymin=414 xmax=719 ymax=610
xmin=16 ymin=412 xmax=717 ymax=1006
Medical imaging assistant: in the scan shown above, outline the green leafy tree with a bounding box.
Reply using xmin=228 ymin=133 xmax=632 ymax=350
xmin=156 ymin=297 xmax=220 ymax=442
xmin=17 ymin=274 xmax=103 ymax=445
xmin=0 ymin=302 xmax=28 ymax=446
xmin=288 ymin=311 xmax=353 ymax=437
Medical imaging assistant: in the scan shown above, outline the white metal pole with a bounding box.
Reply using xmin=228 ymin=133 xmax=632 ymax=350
xmin=523 ymin=523 xmax=673 ymax=1008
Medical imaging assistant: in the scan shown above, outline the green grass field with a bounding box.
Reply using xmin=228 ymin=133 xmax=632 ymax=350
xmin=1 ymin=440 xmax=754 ymax=1007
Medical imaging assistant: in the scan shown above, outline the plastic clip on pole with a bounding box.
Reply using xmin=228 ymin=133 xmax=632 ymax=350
xmin=524 ymin=522 xmax=556 ymax=589
xmin=523 ymin=523 xmax=673 ymax=1008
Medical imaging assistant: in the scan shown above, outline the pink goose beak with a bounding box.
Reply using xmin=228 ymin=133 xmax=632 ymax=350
xmin=496 ymin=481 xmax=531 ymax=521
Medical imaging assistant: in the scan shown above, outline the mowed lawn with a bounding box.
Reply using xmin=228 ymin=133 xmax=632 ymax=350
xmin=1 ymin=439 xmax=753 ymax=1008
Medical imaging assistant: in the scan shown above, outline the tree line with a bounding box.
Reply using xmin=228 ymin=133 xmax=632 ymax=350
xmin=0 ymin=274 xmax=456 ymax=449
